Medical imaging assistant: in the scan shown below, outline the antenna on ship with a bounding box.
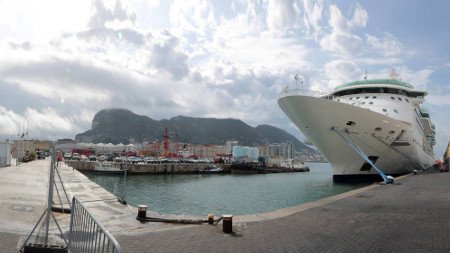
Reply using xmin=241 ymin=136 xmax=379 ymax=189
xmin=389 ymin=68 xmax=399 ymax=80
xmin=364 ymin=70 xmax=368 ymax=80
xmin=294 ymin=74 xmax=303 ymax=88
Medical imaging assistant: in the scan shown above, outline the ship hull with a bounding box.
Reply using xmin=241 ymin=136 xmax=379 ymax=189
xmin=278 ymin=95 xmax=435 ymax=181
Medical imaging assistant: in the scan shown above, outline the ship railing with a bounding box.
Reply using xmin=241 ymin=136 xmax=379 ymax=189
xmin=278 ymin=88 xmax=327 ymax=99
xmin=278 ymin=88 xmax=367 ymax=107
xmin=68 ymin=196 xmax=123 ymax=253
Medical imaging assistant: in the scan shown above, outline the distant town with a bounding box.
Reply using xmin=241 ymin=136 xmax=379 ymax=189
xmin=8 ymin=138 xmax=327 ymax=167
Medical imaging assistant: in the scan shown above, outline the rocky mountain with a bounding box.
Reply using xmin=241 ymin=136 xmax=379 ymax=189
xmin=75 ymin=108 xmax=313 ymax=152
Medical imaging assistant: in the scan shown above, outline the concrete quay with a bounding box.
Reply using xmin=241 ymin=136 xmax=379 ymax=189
xmin=66 ymin=160 xmax=229 ymax=174
xmin=1 ymin=159 xmax=450 ymax=252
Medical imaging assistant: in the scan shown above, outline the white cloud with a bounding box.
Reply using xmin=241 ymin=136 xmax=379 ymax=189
xmin=366 ymin=33 xmax=402 ymax=57
xmin=348 ymin=3 xmax=368 ymax=28
xmin=301 ymin=0 xmax=323 ymax=36
xmin=149 ymin=31 xmax=189 ymax=80
xmin=266 ymin=0 xmax=301 ymax=32
xmin=26 ymin=107 xmax=73 ymax=134
xmin=0 ymin=107 xmax=23 ymax=135
xmin=0 ymin=0 xmax=91 ymax=43
xmin=168 ymin=0 xmax=217 ymax=37
xmin=324 ymin=59 xmax=361 ymax=87
xmin=319 ymin=4 xmax=364 ymax=55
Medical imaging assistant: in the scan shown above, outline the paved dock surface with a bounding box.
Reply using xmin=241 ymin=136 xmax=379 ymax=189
xmin=116 ymin=170 xmax=450 ymax=253
xmin=1 ymin=159 xmax=450 ymax=252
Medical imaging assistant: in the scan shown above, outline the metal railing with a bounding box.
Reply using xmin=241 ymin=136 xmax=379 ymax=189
xmin=68 ymin=196 xmax=122 ymax=253
xmin=278 ymin=87 xmax=325 ymax=98
xmin=278 ymin=87 xmax=367 ymax=107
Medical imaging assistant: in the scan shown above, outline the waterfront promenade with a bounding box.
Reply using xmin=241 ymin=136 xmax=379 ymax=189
xmin=1 ymin=159 xmax=449 ymax=252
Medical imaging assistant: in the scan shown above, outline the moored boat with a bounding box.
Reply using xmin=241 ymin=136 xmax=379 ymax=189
xmin=93 ymin=162 xmax=127 ymax=173
xmin=198 ymin=164 xmax=224 ymax=173
xmin=278 ymin=71 xmax=435 ymax=181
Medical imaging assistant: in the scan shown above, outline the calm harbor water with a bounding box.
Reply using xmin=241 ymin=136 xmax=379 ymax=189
xmin=84 ymin=162 xmax=367 ymax=216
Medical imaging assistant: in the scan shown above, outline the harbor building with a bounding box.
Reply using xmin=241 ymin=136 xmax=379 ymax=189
xmin=0 ymin=142 xmax=11 ymax=166
xmin=232 ymin=146 xmax=260 ymax=162
xmin=225 ymin=141 xmax=239 ymax=154
xmin=258 ymin=141 xmax=294 ymax=160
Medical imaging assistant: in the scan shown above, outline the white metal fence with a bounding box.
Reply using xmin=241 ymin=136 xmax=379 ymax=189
xmin=68 ymin=196 xmax=122 ymax=253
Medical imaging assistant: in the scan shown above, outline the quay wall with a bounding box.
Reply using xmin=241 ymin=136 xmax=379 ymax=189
xmin=65 ymin=160 xmax=231 ymax=174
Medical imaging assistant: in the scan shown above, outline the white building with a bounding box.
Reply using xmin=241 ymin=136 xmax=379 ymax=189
xmin=226 ymin=141 xmax=239 ymax=154
xmin=232 ymin=146 xmax=260 ymax=162
xmin=0 ymin=142 xmax=11 ymax=167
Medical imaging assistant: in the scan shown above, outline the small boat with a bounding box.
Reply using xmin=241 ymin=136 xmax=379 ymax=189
xmin=198 ymin=165 xmax=223 ymax=173
xmin=93 ymin=162 xmax=126 ymax=173
xmin=230 ymin=163 xmax=266 ymax=174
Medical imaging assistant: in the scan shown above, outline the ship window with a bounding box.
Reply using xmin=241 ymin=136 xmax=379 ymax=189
xmin=373 ymin=96 xmax=377 ymax=99
xmin=390 ymin=97 xmax=395 ymax=100
xmin=356 ymin=97 xmax=360 ymax=99
xmin=394 ymin=109 xmax=398 ymax=113
xmin=398 ymin=97 xmax=402 ymax=101
xmin=365 ymin=96 xmax=369 ymax=99
xmin=375 ymin=127 xmax=382 ymax=131
xmin=369 ymin=102 xmax=374 ymax=105
xmin=346 ymin=121 xmax=356 ymax=126
xmin=389 ymin=130 xmax=395 ymax=134
xmin=337 ymin=99 xmax=340 ymax=101
xmin=349 ymin=97 xmax=353 ymax=100
xmin=406 ymin=98 xmax=409 ymax=102
xmin=361 ymin=102 xmax=365 ymax=105
xmin=382 ymin=109 xmax=387 ymax=112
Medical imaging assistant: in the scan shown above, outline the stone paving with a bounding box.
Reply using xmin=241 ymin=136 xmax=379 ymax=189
xmin=115 ymin=171 xmax=450 ymax=253
xmin=1 ymin=159 xmax=450 ymax=252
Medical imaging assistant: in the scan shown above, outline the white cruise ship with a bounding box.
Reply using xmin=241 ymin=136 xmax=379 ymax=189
xmin=278 ymin=71 xmax=435 ymax=181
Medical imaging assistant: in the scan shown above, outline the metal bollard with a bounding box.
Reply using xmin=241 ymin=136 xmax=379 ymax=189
xmin=222 ymin=215 xmax=233 ymax=233
xmin=138 ymin=205 xmax=147 ymax=219
xmin=207 ymin=213 xmax=214 ymax=225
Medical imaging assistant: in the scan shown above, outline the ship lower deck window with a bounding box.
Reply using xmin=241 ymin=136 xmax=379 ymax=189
xmin=382 ymin=109 xmax=387 ymax=112
xmin=390 ymin=97 xmax=395 ymax=100
xmin=369 ymin=102 xmax=374 ymax=105
xmin=394 ymin=109 xmax=398 ymax=113
xmin=365 ymin=96 xmax=369 ymax=99
xmin=373 ymin=96 xmax=377 ymax=99
xmin=375 ymin=127 xmax=382 ymax=131
xmin=406 ymin=98 xmax=409 ymax=102
xmin=398 ymin=97 xmax=402 ymax=101
xmin=346 ymin=121 xmax=356 ymax=126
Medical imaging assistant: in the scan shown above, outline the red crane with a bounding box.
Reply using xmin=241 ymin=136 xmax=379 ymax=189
xmin=163 ymin=127 xmax=169 ymax=154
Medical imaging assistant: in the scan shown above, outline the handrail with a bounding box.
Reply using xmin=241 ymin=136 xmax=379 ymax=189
xmin=278 ymin=88 xmax=327 ymax=99
xmin=68 ymin=195 xmax=123 ymax=253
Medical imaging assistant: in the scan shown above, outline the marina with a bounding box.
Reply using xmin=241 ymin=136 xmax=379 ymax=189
xmin=83 ymin=162 xmax=365 ymax=216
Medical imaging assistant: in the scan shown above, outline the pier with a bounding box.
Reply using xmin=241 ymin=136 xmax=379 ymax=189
xmin=66 ymin=160 xmax=226 ymax=174
xmin=1 ymin=159 xmax=450 ymax=252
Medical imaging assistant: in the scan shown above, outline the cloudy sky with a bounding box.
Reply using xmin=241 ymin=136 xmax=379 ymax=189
xmin=0 ymin=0 xmax=449 ymax=156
